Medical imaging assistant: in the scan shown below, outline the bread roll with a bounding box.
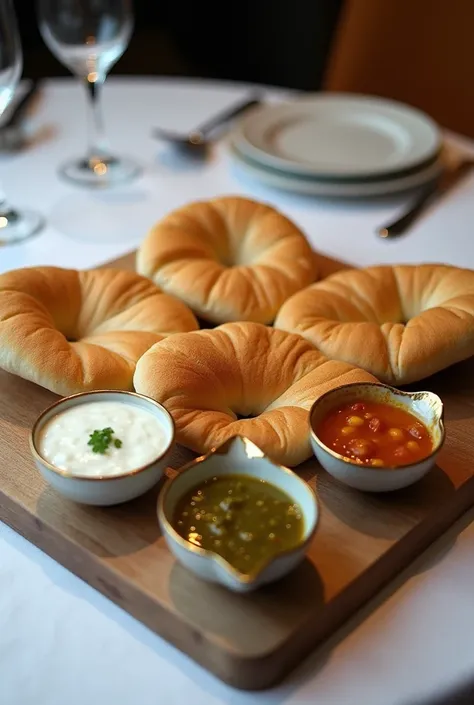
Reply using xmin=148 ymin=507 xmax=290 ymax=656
xmin=136 ymin=196 xmax=317 ymax=324
xmin=274 ymin=263 xmax=474 ymax=384
xmin=0 ymin=266 xmax=199 ymax=395
xmin=133 ymin=321 xmax=378 ymax=466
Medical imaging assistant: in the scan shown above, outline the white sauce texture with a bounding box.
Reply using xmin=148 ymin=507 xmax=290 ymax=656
xmin=39 ymin=401 xmax=170 ymax=477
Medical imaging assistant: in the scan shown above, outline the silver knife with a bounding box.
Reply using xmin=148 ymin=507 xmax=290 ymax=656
xmin=377 ymin=158 xmax=474 ymax=239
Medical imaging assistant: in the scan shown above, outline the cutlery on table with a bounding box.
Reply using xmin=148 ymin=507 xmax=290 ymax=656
xmin=377 ymin=158 xmax=474 ymax=239
xmin=152 ymin=94 xmax=262 ymax=155
xmin=0 ymin=79 xmax=40 ymax=151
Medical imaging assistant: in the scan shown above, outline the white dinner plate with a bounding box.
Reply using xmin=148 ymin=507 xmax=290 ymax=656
xmin=229 ymin=140 xmax=444 ymax=198
xmin=234 ymin=94 xmax=442 ymax=179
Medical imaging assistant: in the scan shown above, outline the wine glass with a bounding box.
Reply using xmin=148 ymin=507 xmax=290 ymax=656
xmin=37 ymin=0 xmax=140 ymax=187
xmin=0 ymin=0 xmax=44 ymax=244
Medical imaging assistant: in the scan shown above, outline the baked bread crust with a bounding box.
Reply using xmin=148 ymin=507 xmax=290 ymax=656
xmin=0 ymin=266 xmax=199 ymax=395
xmin=133 ymin=321 xmax=378 ymax=466
xmin=274 ymin=264 xmax=474 ymax=384
xmin=136 ymin=196 xmax=317 ymax=324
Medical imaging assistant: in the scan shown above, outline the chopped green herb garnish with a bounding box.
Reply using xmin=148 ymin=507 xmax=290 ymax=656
xmin=88 ymin=427 xmax=123 ymax=454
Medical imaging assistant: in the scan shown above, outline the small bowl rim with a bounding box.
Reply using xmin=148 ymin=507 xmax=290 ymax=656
xmin=309 ymin=381 xmax=446 ymax=472
xmin=157 ymin=435 xmax=319 ymax=586
xmin=29 ymin=389 xmax=176 ymax=482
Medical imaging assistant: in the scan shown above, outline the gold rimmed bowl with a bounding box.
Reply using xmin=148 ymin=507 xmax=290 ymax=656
xmin=158 ymin=435 xmax=319 ymax=593
xmin=30 ymin=390 xmax=175 ymax=506
xmin=309 ymin=382 xmax=445 ymax=492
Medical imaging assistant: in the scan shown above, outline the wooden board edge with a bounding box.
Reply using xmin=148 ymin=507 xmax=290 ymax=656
xmin=249 ymin=474 xmax=474 ymax=691
xmin=3 ymin=471 xmax=474 ymax=691
xmin=0 ymin=488 xmax=241 ymax=683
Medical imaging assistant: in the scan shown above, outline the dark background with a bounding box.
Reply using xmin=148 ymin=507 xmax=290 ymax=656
xmin=16 ymin=0 xmax=344 ymax=90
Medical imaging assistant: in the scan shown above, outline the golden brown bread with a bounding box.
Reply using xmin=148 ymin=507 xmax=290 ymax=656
xmin=0 ymin=266 xmax=199 ymax=395
xmin=136 ymin=195 xmax=317 ymax=324
xmin=133 ymin=321 xmax=378 ymax=466
xmin=274 ymin=264 xmax=474 ymax=384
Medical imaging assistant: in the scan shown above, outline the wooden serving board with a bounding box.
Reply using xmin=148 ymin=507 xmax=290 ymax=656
xmin=1 ymin=252 xmax=474 ymax=691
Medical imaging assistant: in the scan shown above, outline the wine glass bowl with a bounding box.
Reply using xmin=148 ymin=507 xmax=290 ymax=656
xmin=0 ymin=2 xmax=21 ymax=113
xmin=38 ymin=0 xmax=133 ymax=80
xmin=37 ymin=0 xmax=140 ymax=187
xmin=0 ymin=0 xmax=44 ymax=243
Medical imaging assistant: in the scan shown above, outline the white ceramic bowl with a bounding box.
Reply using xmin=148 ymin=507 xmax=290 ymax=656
xmin=158 ymin=435 xmax=319 ymax=593
xmin=30 ymin=390 xmax=175 ymax=506
xmin=309 ymin=382 xmax=445 ymax=492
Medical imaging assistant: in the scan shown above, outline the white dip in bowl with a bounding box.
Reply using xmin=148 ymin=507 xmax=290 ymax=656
xmin=31 ymin=391 xmax=175 ymax=505
xmin=39 ymin=400 xmax=170 ymax=478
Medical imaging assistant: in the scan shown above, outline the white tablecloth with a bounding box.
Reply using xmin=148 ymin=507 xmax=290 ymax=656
xmin=2 ymin=77 xmax=474 ymax=705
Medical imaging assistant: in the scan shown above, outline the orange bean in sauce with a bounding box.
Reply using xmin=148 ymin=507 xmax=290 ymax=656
xmin=316 ymin=400 xmax=433 ymax=467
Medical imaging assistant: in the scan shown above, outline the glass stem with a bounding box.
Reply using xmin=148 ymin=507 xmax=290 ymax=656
xmin=83 ymin=76 xmax=111 ymax=167
xmin=0 ymin=184 xmax=17 ymax=220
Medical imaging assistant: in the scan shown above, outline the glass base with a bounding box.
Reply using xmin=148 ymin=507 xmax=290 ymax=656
xmin=59 ymin=155 xmax=142 ymax=188
xmin=0 ymin=208 xmax=44 ymax=244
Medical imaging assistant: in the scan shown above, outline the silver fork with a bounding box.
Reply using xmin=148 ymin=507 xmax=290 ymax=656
xmin=152 ymin=95 xmax=262 ymax=155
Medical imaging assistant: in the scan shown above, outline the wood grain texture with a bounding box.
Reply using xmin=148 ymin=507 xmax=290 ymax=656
xmin=1 ymin=252 xmax=474 ymax=690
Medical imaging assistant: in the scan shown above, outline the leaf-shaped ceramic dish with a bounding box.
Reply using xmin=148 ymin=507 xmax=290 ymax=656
xmin=158 ymin=435 xmax=319 ymax=593
xmin=309 ymin=382 xmax=445 ymax=492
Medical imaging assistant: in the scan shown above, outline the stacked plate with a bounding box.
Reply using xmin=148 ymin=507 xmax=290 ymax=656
xmin=229 ymin=94 xmax=443 ymax=198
